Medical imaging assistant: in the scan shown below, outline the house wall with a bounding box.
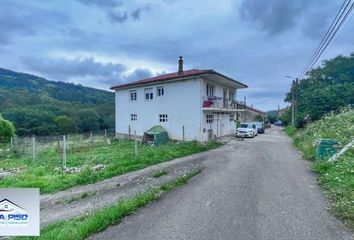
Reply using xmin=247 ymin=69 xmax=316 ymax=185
xmin=199 ymin=79 xmax=237 ymax=141
xmin=115 ymin=78 xmax=202 ymax=141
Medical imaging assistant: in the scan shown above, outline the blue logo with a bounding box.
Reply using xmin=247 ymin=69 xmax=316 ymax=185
xmin=0 ymin=199 xmax=29 ymax=225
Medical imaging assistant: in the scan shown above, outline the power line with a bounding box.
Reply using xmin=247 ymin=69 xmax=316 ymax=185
xmin=299 ymin=0 xmax=354 ymax=79
xmin=300 ymin=0 xmax=349 ymax=78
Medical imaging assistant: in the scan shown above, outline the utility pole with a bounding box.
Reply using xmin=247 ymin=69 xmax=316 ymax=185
xmin=244 ymin=96 xmax=247 ymax=122
xmin=295 ymin=78 xmax=299 ymax=126
xmin=291 ymin=80 xmax=295 ymax=127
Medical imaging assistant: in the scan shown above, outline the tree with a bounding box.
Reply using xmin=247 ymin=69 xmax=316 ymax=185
xmin=254 ymin=114 xmax=264 ymax=122
xmin=55 ymin=116 xmax=77 ymax=134
xmin=284 ymin=54 xmax=354 ymax=127
xmin=77 ymin=109 xmax=100 ymax=132
xmin=0 ymin=114 xmax=15 ymax=143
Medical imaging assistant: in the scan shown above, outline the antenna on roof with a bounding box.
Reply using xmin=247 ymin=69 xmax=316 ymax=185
xmin=178 ymin=56 xmax=183 ymax=76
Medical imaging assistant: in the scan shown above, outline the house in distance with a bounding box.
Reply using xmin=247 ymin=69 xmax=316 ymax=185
xmin=110 ymin=57 xmax=248 ymax=141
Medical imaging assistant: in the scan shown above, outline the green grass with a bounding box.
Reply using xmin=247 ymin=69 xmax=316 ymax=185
xmin=284 ymin=108 xmax=354 ymax=230
xmin=16 ymin=169 xmax=202 ymax=240
xmin=153 ymin=169 xmax=168 ymax=178
xmin=0 ymin=140 xmax=221 ymax=193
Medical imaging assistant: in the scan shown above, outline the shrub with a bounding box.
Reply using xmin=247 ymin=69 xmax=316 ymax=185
xmin=0 ymin=114 xmax=15 ymax=143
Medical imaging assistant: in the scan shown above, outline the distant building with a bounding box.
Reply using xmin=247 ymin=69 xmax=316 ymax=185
xmin=236 ymin=102 xmax=265 ymax=122
xmin=110 ymin=57 xmax=248 ymax=141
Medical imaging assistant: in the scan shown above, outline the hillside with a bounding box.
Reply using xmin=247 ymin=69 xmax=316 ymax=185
xmin=0 ymin=68 xmax=115 ymax=136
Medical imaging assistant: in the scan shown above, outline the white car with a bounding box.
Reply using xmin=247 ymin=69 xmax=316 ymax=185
xmin=236 ymin=123 xmax=258 ymax=138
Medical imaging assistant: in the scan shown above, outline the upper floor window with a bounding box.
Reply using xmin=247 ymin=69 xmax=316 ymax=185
xmin=229 ymin=91 xmax=234 ymax=101
xmin=159 ymin=114 xmax=168 ymax=122
xmin=130 ymin=90 xmax=137 ymax=101
xmin=206 ymin=84 xmax=214 ymax=97
xmin=157 ymin=86 xmax=164 ymax=96
xmin=131 ymin=114 xmax=137 ymax=121
xmin=145 ymin=88 xmax=153 ymax=100
xmin=206 ymin=114 xmax=213 ymax=123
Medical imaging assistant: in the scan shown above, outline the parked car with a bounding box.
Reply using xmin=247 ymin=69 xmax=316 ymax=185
xmin=274 ymin=121 xmax=283 ymax=126
xmin=253 ymin=121 xmax=265 ymax=134
xmin=236 ymin=123 xmax=258 ymax=138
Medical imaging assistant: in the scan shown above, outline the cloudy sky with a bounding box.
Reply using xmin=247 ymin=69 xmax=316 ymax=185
xmin=1 ymin=0 xmax=353 ymax=111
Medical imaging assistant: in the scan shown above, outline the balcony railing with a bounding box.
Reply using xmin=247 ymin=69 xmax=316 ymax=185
xmin=202 ymin=96 xmax=238 ymax=110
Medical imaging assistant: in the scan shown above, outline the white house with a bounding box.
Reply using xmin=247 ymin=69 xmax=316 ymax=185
xmin=110 ymin=57 xmax=248 ymax=141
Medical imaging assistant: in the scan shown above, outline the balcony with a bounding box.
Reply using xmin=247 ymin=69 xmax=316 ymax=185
xmin=202 ymin=96 xmax=242 ymax=112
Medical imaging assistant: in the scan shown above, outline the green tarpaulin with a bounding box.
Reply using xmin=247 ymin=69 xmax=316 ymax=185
xmin=142 ymin=125 xmax=170 ymax=145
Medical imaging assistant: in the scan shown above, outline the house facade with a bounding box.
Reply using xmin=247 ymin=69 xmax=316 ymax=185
xmin=111 ymin=57 xmax=248 ymax=141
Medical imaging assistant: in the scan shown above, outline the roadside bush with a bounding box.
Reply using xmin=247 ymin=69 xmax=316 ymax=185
xmin=0 ymin=114 xmax=15 ymax=143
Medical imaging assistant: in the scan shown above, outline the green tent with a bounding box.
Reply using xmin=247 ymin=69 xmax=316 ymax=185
xmin=142 ymin=125 xmax=170 ymax=146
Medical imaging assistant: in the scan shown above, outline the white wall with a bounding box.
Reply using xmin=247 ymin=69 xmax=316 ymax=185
xmin=199 ymin=79 xmax=237 ymax=141
xmin=115 ymin=78 xmax=202 ymax=141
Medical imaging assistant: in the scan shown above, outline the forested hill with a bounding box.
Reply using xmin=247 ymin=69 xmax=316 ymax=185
xmin=0 ymin=67 xmax=115 ymax=136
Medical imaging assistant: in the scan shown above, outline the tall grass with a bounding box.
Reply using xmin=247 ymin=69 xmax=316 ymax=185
xmin=285 ymin=107 xmax=354 ymax=230
xmin=0 ymin=140 xmax=221 ymax=193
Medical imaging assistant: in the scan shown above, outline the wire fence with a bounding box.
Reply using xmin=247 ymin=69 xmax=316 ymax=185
xmin=0 ymin=129 xmax=128 ymax=173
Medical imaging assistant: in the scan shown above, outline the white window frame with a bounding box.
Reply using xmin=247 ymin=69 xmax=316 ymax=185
xmin=144 ymin=88 xmax=153 ymax=101
xmin=130 ymin=90 xmax=137 ymax=101
xmin=159 ymin=114 xmax=168 ymax=122
xmin=130 ymin=114 xmax=137 ymax=121
xmin=156 ymin=86 xmax=164 ymax=97
xmin=206 ymin=84 xmax=214 ymax=97
xmin=206 ymin=114 xmax=213 ymax=123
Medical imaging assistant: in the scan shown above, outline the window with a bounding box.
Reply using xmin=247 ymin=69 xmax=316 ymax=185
xmin=230 ymin=114 xmax=235 ymax=122
xmin=130 ymin=90 xmax=137 ymax=101
xmin=229 ymin=91 xmax=234 ymax=101
xmin=157 ymin=86 xmax=164 ymax=96
xmin=130 ymin=114 xmax=137 ymax=121
xmin=145 ymin=88 xmax=153 ymax=100
xmin=206 ymin=84 xmax=214 ymax=97
xmin=159 ymin=114 xmax=168 ymax=122
xmin=206 ymin=114 xmax=213 ymax=123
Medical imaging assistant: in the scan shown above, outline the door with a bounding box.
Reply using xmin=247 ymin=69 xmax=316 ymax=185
xmin=223 ymin=89 xmax=227 ymax=109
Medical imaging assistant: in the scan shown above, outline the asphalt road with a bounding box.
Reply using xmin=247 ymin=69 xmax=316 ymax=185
xmin=90 ymin=127 xmax=353 ymax=240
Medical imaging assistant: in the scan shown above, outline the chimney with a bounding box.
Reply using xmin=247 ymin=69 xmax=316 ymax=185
xmin=178 ymin=56 xmax=183 ymax=75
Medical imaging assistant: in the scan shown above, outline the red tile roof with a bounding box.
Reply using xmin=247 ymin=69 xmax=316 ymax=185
xmin=110 ymin=69 xmax=247 ymax=90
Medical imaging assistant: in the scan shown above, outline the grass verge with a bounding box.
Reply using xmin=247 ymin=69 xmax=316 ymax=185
xmin=152 ymin=169 xmax=168 ymax=178
xmin=17 ymin=169 xmax=202 ymax=240
xmin=0 ymin=140 xmax=220 ymax=193
xmin=284 ymin=108 xmax=354 ymax=230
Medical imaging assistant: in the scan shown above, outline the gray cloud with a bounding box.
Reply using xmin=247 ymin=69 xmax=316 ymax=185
xmin=239 ymin=0 xmax=310 ymax=35
xmin=124 ymin=68 xmax=153 ymax=82
xmin=108 ymin=11 xmax=128 ymax=23
xmin=76 ymin=0 xmax=122 ymax=8
xmin=22 ymin=57 xmax=126 ymax=79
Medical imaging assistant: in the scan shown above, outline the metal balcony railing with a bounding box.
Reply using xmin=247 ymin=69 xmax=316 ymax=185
xmin=202 ymin=96 xmax=238 ymax=110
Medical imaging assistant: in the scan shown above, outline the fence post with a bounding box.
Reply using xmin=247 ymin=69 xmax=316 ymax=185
xmin=32 ymin=136 xmax=36 ymax=162
xmin=104 ymin=129 xmax=107 ymax=139
xmin=134 ymin=131 xmax=138 ymax=157
xmin=128 ymin=125 xmax=131 ymax=140
xmin=10 ymin=137 xmax=13 ymax=150
xmin=62 ymin=135 xmax=67 ymax=170
xmin=182 ymin=125 xmax=185 ymax=141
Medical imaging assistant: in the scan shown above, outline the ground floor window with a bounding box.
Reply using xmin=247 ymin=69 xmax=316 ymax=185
xmin=230 ymin=114 xmax=235 ymax=122
xmin=131 ymin=114 xmax=137 ymax=121
xmin=206 ymin=114 xmax=213 ymax=123
xmin=159 ymin=114 xmax=168 ymax=122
